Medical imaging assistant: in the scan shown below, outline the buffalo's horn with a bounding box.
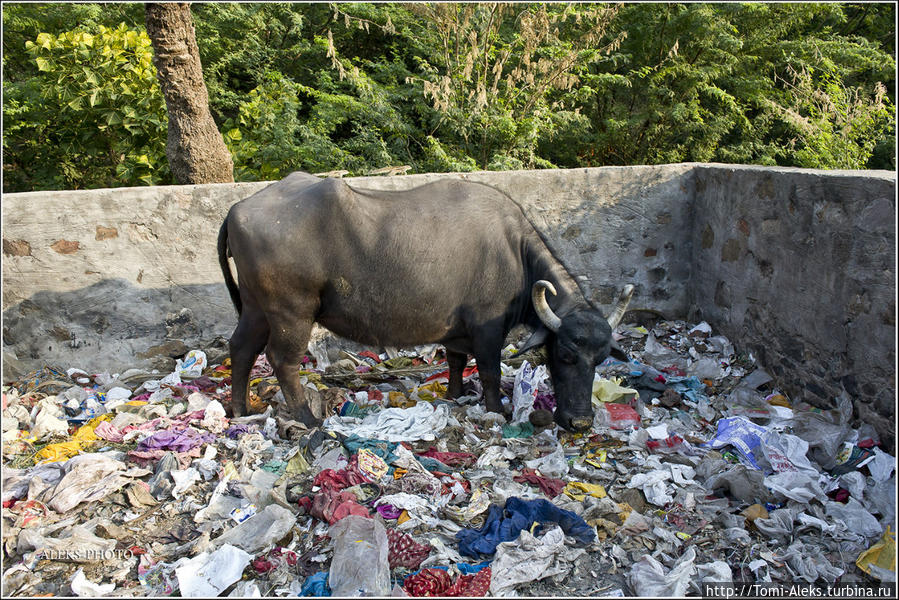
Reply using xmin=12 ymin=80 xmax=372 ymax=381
xmin=532 ymin=280 xmax=562 ymax=332
xmin=606 ymin=284 xmax=635 ymax=329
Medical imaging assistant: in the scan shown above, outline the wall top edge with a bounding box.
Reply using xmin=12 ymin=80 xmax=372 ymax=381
xmin=2 ymin=162 xmax=893 ymax=199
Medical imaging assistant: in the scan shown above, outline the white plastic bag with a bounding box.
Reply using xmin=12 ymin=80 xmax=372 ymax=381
xmin=511 ymin=361 xmax=548 ymax=424
xmin=176 ymin=350 xmax=207 ymax=378
xmin=175 ymin=544 xmax=251 ymax=597
xmin=213 ymin=503 xmax=296 ymax=555
xmin=70 ymin=568 xmax=115 ymax=597
xmin=328 ymin=515 xmax=389 ymax=597
xmin=825 ymin=498 xmax=883 ymax=539
xmin=628 ymin=546 xmax=696 ymax=596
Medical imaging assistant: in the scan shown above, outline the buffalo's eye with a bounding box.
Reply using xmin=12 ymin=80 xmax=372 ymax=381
xmin=557 ymin=345 xmax=578 ymax=364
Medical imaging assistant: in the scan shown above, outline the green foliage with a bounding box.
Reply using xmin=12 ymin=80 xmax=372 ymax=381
xmin=771 ymin=65 xmax=894 ymax=169
xmin=551 ymin=2 xmax=895 ymax=169
xmin=4 ymin=22 xmax=168 ymax=190
xmin=2 ymin=2 xmax=895 ymax=192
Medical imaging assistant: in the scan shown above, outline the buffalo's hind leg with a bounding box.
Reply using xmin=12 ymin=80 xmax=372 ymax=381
xmin=472 ymin=336 xmax=509 ymax=418
xmin=265 ymin=318 xmax=321 ymax=428
xmin=228 ymin=304 xmax=270 ymax=417
xmin=445 ymin=350 xmax=468 ymax=399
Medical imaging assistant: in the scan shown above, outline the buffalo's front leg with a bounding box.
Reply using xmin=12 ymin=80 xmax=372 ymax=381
xmin=473 ymin=339 xmax=506 ymax=417
xmin=265 ymin=315 xmax=321 ymax=428
xmin=445 ymin=350 xmax=468 ymax=399
xmin=228 ymin=302 xmax=270 ymax=417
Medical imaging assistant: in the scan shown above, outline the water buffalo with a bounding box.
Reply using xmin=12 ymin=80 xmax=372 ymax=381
xmin=217 ymin=171 xmax=634 ymax=431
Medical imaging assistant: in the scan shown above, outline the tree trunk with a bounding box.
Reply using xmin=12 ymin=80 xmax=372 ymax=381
xmin=145 ymin=3 xmax=233 ymax=183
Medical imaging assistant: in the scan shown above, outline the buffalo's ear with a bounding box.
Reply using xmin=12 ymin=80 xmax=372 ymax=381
xmin=609 ymin=338 xmax=628 ymax=362
xmin=518 ymin=326 xmax=550 ymax=353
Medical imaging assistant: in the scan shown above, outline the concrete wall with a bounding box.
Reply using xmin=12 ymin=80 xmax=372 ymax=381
xmin=2 ymin=164 xmax=694 ymax=375
xmin=689 ymin=165 xmax=896 ymax=438
xmin=2 ymin=163 xmax=895 ymax=437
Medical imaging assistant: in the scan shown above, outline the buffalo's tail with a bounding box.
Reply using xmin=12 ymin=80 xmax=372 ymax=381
xmin=217 ymin=218 xmax=242 ymax=316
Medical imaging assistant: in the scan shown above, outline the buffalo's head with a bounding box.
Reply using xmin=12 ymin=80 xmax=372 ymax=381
xmin=521 ymin=280 xmax=634 ymax=431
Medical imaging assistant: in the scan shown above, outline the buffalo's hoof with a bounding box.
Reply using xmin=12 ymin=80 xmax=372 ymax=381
xmin=555 ymin=410 xmax=594 ymax=432
xmin=291 ymin=404 xmax=322 ymax=429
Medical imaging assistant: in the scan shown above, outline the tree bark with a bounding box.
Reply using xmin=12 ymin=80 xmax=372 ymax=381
xmin=145 ymin=3 xmax=233 ymax=183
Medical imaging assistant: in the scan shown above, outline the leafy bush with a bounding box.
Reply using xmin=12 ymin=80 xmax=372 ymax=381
xmin=4 ymin=23 xmax=169 ymax=190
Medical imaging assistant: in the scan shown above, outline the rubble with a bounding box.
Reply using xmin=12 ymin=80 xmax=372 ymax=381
xmin=1 ymin=318 xmax=895 ymax=596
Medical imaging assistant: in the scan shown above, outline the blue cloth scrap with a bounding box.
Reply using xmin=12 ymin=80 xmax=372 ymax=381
xmin=456 ymin=497 xmax=596 ymax=557
xmin=399 ymin=560 xmax=491 ymax=586
xmin=341 ymin=434 xmax=400 ymax=464
xmin=299 ymin=571 xmax=331 ymax=597
xmin=414 ymin=455 xmax=453 ymax=473
xmin=456 ymin=560 xmax=492 ymax=574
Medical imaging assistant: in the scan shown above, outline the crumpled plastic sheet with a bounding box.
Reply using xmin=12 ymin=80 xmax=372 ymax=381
xmin=323 ymin=402 xmax=449 ymax=442
xmin=213 ymin=504 xmax=297 ymax=555
xmin=489 ymin=526 xmax=583 ymax=596
xmin=18 ymin=524 xmax=116 ymax=564
xmin=510 ymin=361 xmax=548 ymax=424
xmin=174 ymin=543 xmax=251 ymax=597
xmin=627 ymin=462 xmax=697 ymax=507
xmin=627 ymin=546 xmax=696 ymax=596
xmin=825 ymin=498 xmax=884 ymax=540
xmin=37 ymin=453 xmax=150 ymax=513
xmin=755 ymin=507 xmax=800 ymax=540
xmin=775 ymin=541 xmax=845 ymax=583
xmin=2 ymin=463 xmax=66 ymax=503
xmin=764 ymin=470 xmax=825 ymax=503
xmin=456 ymin=497 xmax=595 ymax=557
xmin=523 ymin=438 xmax=569 ymax=478
xmin=71 ymin=567 xmax=115 ymax=597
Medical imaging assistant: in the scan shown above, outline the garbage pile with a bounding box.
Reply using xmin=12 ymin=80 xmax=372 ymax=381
xmin=2 ymin=319 xmax=895 ymax=597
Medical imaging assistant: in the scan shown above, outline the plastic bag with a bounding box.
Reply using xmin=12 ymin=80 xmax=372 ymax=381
xmin=868 ymin=448 xmax=896 ymax=483
xmin=642 ymin=333 xmax=686 ymax=369
xmin=511 ymin=361 xmax=547 ymax=424
xmin=788 ymin=397 xmax=852 ymax=466
xmin=602 ymin=403 xmax=640 ymax=430
xmin=627 ymin=546 xmax=696 ymax=596
xmin=524 ymin=442 xmax=569 ymax=478
xmin=764 ymin=470 xmax=824 ymax=503
xmin=328 ymin=515 xmax=389 ymax=597
xmin=704 ymin=416 xmax=768 ymax=470
xmin=856 ymin=526 xmax=895 ymax=581
xmin=213 ymin=503 xmax=297 ymax=555
xmin=591 ymin=375 xmax=637 ymax=405
xmin=175 ymin=544 xmax=251 ymax=597
xmin=176 ymin=350 xmax=207 ymax=378
xmin=70 ymin=568 xmax=115 ymax=597
xmin=825 ymin=498 xmax=883 ymax=539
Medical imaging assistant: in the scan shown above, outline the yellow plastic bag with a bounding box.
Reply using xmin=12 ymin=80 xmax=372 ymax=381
xmin=415 ymin=381 xmax=447 ymax=402
xmin=35 ymin=441 xmax=83 ymax=463
xmin=388 ymin=391 xmax=415 ymax=408
xmin=71 ymin=414 xmax=113 ymax=443
xmin=563 ymin=481 xmax=607 ymax=501
xmin=592 ymin=377 xmax=638 ymax=405
xmin=286 ymin=452 xmax=312 ymax=475
xmin=856 ymin=526 xmax=895 ymax=578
